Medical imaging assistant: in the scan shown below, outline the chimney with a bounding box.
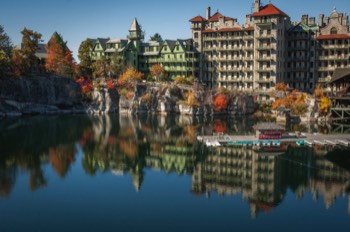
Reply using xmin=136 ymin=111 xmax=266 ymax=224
xmin=343 ymin=14 xmax=348 ymax=27
xmin=254 ymin=0 xmax=260 ymax=13
xmin=325 ymin=17 xmax=330 ymax=24
xmin=301 ymin=15 xmax=309 ymax=24
xmin=318 ymin=14 xmax=324 ymax=27
xmin=206 ymin=6 xmax=211 ymax=20
xmin=309 ymin=17 xmax=315 ymax=25
xmin=245 ymin=14 xmax=252 ymax=26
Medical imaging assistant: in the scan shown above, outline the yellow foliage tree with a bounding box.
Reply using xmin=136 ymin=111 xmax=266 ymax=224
xmin=117 ymin=67 xmax=144 ymax=86
xmin=319 ymin=96 xmax=331 ymax=115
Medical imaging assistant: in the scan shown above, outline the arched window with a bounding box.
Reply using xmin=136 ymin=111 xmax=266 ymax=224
xmin=331 ymin=27 xmax=338 ymax=35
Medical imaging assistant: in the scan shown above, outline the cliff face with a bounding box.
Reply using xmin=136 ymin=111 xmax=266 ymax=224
xmin=119 ymin=83 xmax=257 ymax=115
xmin=0 ymin=76 xmax=83 ymax=116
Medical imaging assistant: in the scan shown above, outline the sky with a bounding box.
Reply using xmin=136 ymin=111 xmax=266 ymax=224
xmin=1 ymin=0 xmax=349 ymax=61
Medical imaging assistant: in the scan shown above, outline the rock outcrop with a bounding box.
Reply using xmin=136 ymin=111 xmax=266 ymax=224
xmin=0 ymin=76 xmax=83 ymax=116
xmin=85 ymin=88 xmax=119 ymax=115
xmin=119 ymin=83 xmax=257 ymax=116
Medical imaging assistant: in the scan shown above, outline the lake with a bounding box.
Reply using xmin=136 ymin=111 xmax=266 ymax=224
xmin=0 ymin=115 xmax=350 ymax=232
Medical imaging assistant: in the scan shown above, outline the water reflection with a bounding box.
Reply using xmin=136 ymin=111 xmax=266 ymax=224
xmin=0 ymin=115 xmax=350 ymax=218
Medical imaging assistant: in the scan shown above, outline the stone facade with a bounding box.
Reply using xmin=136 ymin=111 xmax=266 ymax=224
xmin=190 ymin=0 xmax=350 ymax=96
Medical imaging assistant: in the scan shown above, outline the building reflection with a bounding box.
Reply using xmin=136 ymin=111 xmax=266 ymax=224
xmin=192 ymin=144 xmax=350 ymax=218
xmin=0 ymin=115 xmax=350 ymax=218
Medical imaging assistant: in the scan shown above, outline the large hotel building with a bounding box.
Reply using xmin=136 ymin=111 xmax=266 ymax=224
xmin=88 ymin=0 xmax=350 ymax=94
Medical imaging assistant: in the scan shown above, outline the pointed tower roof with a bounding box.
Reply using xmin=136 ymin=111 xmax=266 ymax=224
xmin=129 ymin=17 xmax=141 ymax=31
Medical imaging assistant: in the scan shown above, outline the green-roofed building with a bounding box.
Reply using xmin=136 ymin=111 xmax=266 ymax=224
xmin=87 ymin=18 xmax=199 ymax=80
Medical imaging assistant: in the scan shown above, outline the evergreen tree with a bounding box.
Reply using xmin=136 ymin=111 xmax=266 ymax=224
xmin=20 ymin=28 xmax=42 ymax=75
xmin=0 ymin=25 xmax=12 ymax=77
xmin=150 ymin=33 xmax=163 ymax=42
xmin=78 ymin=39 xmax=93 ymax=76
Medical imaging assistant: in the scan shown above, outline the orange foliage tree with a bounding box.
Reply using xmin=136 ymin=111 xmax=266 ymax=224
xmin=314 ymin=84 xmax=324 ymax=99
xmin=185 ymin=90 xmax=199 ymax=107
xmin=214 ymin=93 xmax=228 ymax=111
xmin=117 ymin=67 xmax=144 ymax=87
xmin=272 ymin=90 xmax=308 ymax=115
xmin=45 ymin=32 xmax=75 ymax=77
xmin=276 ymin=83 xmax=288 ymax=91
xmin=150 ymin=64 xmax=165 ymax=82
xmin=213 ymin=120 xmax=226 ymax=133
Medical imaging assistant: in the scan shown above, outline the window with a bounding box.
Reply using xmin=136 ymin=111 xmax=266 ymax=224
xmin=331 ymin=27 xmax=338 ymax=35
xmin=194 ymin=32 xmax=198 ymax=39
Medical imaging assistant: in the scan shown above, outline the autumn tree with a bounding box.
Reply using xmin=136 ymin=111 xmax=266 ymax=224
xmin=150 ymin=64 xmax=165 ymax=82
xmin=185 ymin=90 xmax=199 ymax=107
xmin=214 ymin=93 xmax=228 ymax=111
xmin=45 ymin=32 xmax=75 ymax=77
xmin=150 ymin=33 xmax=163 ymax=42
xmin=92 ymin=56 xmax=111 ymax=78
xmin=78 ymin=39 xmax=93 ymax=76
xmin=117 ymin=67 xmax=144 ymax=86
xmin=275 ymin=83 xmax=288 ymax=91
xmin=314 ymin=84 xmax=324 ymax=99
xmin=319 ymin=96 xmax=332 ymax=115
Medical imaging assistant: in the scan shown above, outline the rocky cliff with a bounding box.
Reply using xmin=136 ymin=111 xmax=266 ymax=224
xmin=119 ymin=83 xmax=257 ymax=116
xmin=0 ymin=76 xmax=83 ymax=117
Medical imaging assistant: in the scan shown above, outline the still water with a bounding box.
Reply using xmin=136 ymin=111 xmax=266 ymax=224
xmin=0 ymin=115 xmax=349 ymax=232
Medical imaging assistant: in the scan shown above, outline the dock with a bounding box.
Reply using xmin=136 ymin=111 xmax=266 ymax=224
xmin=197 ymin=133 xmax=350 ymax=148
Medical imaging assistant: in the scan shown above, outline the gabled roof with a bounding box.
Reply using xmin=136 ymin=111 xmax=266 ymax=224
xmin=96 ymin=38 xmax=109 ymax=50
xmin=129 ymin=17 xmax=141 ymax=31
xmin=163 ymin=40 xmax=176 ymax=51
xmin=316 ymin=34 xmax=350 ymax=40
xmin=208 ymin=12 xmax=223 ymax=21
xmin=330 ymin=68 xmax=350 ymax=83
xmin=189 ymin=15 xmax=207 ymax=22
xmin=251 ymin=4 xmax=288 ymax=17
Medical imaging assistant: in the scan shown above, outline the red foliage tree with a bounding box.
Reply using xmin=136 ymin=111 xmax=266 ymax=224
xmin=214 ymin=93 xmax=228 ymax=111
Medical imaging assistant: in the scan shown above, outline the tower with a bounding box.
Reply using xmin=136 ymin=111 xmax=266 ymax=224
xmin=128 ymin=17 xmax=143 ymax=51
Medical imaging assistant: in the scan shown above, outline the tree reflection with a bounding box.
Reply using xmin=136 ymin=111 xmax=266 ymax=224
xmin=0 ymin=115 xmax=350 ymax=218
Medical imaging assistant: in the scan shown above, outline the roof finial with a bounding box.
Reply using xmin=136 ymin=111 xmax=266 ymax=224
xmin=333 ymin=7 xmax=336 ymax=12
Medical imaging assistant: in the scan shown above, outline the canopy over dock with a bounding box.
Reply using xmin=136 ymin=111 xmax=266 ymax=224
xmin=253 ymin=123 xmax=285 ymax=139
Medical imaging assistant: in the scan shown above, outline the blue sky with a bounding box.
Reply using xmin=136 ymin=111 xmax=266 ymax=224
xmin=1 ymin=0 xmax=349 ymax=61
